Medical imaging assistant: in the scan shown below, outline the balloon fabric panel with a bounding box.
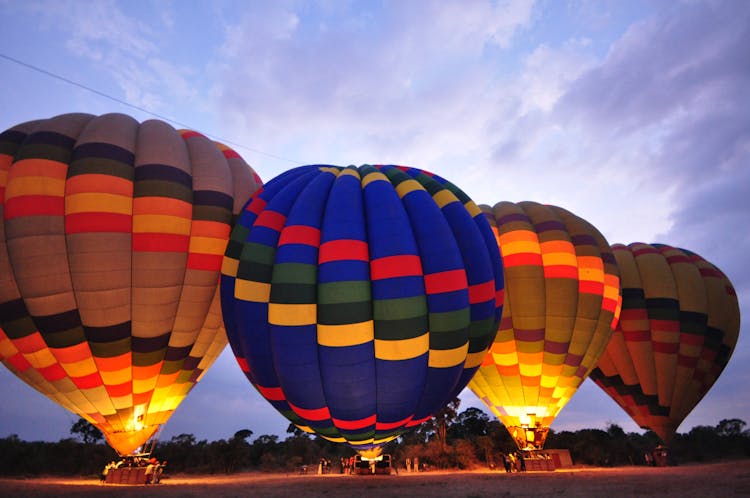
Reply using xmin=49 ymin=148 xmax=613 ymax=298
xmin=590 ymin=243 xmax=740 ymax=444
xmin=221 ymin=164 xmax=503 ymax=450
xmin=468 ymin=201 xmax=620 ymax=450
xmin=0 ymin=113 xmax=262 ymax=455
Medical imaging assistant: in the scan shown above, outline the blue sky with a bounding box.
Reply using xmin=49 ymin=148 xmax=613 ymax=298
xmin=1 ymin=0 xmax=748 ymax=444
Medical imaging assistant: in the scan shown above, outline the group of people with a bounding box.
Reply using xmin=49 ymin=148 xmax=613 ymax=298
xmin=499 ymin=451 xmax=526 ymax=472
xmin=101 ymin=456 xmax=166 ymax=484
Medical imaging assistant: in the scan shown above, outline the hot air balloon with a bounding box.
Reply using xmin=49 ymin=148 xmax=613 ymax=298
xmin=590 ymin=243 xmax=740 ymax=445
xmin=0 ymin=113 xmax=262 ymax=455
xmin=220 ymin=164 xmax=503 ymax=451
xmin=468 ymin=201 xmax=620 ymax=450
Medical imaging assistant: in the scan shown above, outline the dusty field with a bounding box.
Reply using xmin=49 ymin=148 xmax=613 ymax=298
xmin=1 ymin=460 xmax=749 ymax=498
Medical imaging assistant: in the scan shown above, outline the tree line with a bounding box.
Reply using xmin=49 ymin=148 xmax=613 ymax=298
xmin=1 ymin=401 xmax=748 ymax=477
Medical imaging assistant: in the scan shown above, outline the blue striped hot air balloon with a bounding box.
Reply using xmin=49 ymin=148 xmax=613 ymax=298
xmin=220 ymin=164 xmax=504 ymax=451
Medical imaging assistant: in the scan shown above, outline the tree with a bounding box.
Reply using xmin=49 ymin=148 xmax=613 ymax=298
xmin=424 ymin=397 xmax=461 ymax=453
xmin=70 ymin=418 xmax=103 ymax=444
xmin=717 ymin=419 xmax=746 ymax=438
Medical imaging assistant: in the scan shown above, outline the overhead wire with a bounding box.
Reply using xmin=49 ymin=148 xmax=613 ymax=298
xmin=0 ymin=52 xmax=299 ymax=165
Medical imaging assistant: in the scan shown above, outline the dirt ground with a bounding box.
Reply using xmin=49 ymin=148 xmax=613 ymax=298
xmin=1 ymin=460 xmax=749 ymax=498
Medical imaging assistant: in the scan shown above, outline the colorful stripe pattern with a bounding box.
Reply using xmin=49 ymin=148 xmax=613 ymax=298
xmin=590 ymin=243 xmax=740 ymax=444
xmin=468 ymin=201 xmax=620 ymax=450
xmin=0 ymin=113 xmax=262 ymax=455
xmin=221 ymin=164 xmax=503 ymax=450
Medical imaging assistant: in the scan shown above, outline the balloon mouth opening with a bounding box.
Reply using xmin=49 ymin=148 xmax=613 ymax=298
xmin=506 ymin=424 xmax=550 ymax=450
xmin=357 ymin=447 xmax=383 ymax=460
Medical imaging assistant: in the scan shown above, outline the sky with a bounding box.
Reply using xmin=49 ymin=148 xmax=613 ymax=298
xmin=0 ymin=0 xmax=748 ymax=445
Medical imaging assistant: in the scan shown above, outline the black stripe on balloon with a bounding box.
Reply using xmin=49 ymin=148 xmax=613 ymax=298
xmin=0 ymin=129 xmax=28 ymax=155
xmin=72 ymin=142 xmax=135 ymax=166
xmin=24 ymin=131 xmax=76 ymax=149
xmin=430 ymin=327 xmax=469 ymax=349
xmin=164 ymin=345 xmax=193 ymax=361
xmin=271 ymin=283 xmax=316 ymax=304
xmin=680 ymin=310 xmax=708 ymax=335
xmin=646 ymin=297 xmax=680 ymax=321
xmin=497 ymin=212 xmax=530 ymax=225
xmin=134 ymin=163 xmax=192 ymax=188
xmin=193 ymin=190 xmax=233 ymax=209
xmin=131 ymin=334 xmax=171 ymax=353
xmin=85 ymin=322 xmax=131 ymax=343
xmin=374 ymin=315 xmax=429 ymax=341
xmin=237 ymin=260 xmax=273 ymax=283
xmin=571 ymin=234 xmax=597 ymax=246
xmin=0 ymin=298 xmax=28 ymax=322
xmin=14 ymin=131 xmax=75 ymax=163
xmin=182 ymin=356 xmax=201 ymax=370
xmin=35 ymin=309 xmax=81 ymax=334
xmin=318 ymin=301 xmax=372 ymax=325
xmin=621 ymin=288 xmax=646 ymax=309
xmin=535 ymin=220 xmax=566 ymax=233
xmin=601 ymin=251 xmax=616 ymax=265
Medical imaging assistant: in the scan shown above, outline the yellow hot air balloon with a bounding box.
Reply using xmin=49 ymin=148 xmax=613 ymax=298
xmin=590 ymin=243 xmax=740 ymax=445
xmin=468 ymin=201 xmax=620 ymax=449
xmin=0 ymin=113 xmax=262 ymax=455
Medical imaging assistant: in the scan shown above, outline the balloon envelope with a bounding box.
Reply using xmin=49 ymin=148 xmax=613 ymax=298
xmin=590 ymin=243 xmax=740 ymax=444
xmin=0 ymin=113 xmax=262 ymax=454
xmin=221 ymin=164 xmax=503 ymax=450
xmin=468 ymin=201 xmax=620 ymax=449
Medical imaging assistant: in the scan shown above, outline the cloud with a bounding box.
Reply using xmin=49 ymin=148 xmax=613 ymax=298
xmin=210 ymin=1 xmax=536 ymax=176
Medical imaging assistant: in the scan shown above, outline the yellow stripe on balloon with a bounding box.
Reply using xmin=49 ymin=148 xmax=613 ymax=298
xmin=317 ymin=321 xmax=374 ymax=347
xmin=133 ymin=214 xmax=191 ymax=234
xmin=432 ymin=189 xmax=458 ymax=208
xmin=375 ymin=333 xmax=429 ymax=361
xmin=221 ymin=257 xmax=239 ymax=277
xmin=4 ymin=175 xmax=65 ymax=198
xmin=429 ymin=342 xmax=469 ymax=368
xmin=361 ymin=170 xmax=389 ymax=188
xmin=188 ymin=236 xmax=228 ymax=255
xmin=65 ymin=193 xmax=133 ymax=215
xmin=268 ymin=303 xmax=316 ymax=326
xmin=395 ymin=179 xmax=425 ymax=198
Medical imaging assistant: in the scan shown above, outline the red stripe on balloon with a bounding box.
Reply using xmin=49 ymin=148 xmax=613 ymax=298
xmin=133 ymin=233 xmax=190 ymax=252
xmin=289 ymin=401 xmax=331 ymax=422
xmin=678 ymin=355 xmax=698 ymax=368
xmin=622 ymin=330 xmax=650 ymax=342
xmin=254 ymin=210 xmax=286 ymax=232
xmin=468 ymin=280 xmax=495 ymax=304
xmin=4 ymin=195 xmax=64 ymax=218
xmin=279 ymin=225 xmax=321 ymax=247
xmin=256 ymin=384 xmax=285 ymax=401
xmin=105 ymin=381 xmax=133 ymax=398
xmin=187 ymin=253 xmax=223 ymax=271
xmin=406 ymin=415 xmax=432 ymax=427
xmin=503 ymin=253 xmax=543 ymax=267
xmin=375 ymin=416 xmax=413 ymax=431
xmin=370 ymin=254 xmax=422 ymax=280
xmin=333 ymin=414 xmax=376 ymax=430
xmin=235 ymin=357 xmax=250 ymax=373
xmin=72 ymin=371 xmax=102 ymax=390
xmin=7 ymin=353 xmax=31 ymax=372
xmin=424 ymin=269 xmax=467 ymax=295
xmin=544 ymin=265 xmax=578 ymax=279
xmin=319 ymin=239 xmax=369 ymax=263
xmin=653 ymin=341 xmax=680 ymax=354
xmin=245 ymin=194 xmax=266 ymax=215
xmin=39 ymin=363 xmax=67 ymax=382
xmin=649 ymin=319 xmax=680 ymax=333
xmin=65 ymin=213 xmax=131 ymax=233
xmin=579 ymin=280 xmax=604 ymax=295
